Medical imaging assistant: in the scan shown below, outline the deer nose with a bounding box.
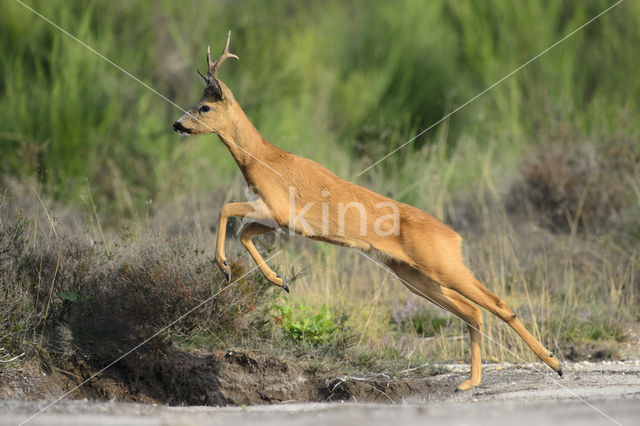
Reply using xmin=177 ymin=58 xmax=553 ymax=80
xmin=172 ymin=121 xmax=189 ymax=133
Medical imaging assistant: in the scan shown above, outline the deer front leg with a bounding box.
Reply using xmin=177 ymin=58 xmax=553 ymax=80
xmin=215 ymin=202 xmax=260 ymax=281
xmin=239 ymin=222 xmax=288 ymax=292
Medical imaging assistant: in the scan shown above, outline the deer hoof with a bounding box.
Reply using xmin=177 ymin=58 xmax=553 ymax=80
xmin=282 ymin=281 xmax=289 ymax=293
xmin=223 ymin=267 xmax=231 ymax=282
xmin=455 ymin=379 xmax=478 ymax=392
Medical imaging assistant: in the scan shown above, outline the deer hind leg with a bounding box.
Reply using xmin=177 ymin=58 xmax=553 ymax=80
xmin=404 ymin=229 xmax=561 ymax=375
xmin=386 ymin=261 xmax=483 ymax=391
xmin=431 ymin=265 xmax=561 ymax=376
xmin=239 ymin=222 xmax=287 ymax=291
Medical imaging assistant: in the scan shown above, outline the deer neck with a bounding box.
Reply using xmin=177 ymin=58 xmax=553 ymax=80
xmin=215 ymin=104 xmax=275 ymax=181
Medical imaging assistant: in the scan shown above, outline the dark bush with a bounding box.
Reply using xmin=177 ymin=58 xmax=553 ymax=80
xmin=0 ymin=194 xmax=274 ymax=364
xmin=509 ymin=138 xmax=639 ymax=233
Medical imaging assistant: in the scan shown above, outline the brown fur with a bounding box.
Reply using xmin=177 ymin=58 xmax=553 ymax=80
xmin=173 ymin=36 xmax=562 ymax=390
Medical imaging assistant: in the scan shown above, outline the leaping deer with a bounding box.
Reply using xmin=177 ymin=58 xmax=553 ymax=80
xmin=172 ymin=32 xmax=562 ymax=391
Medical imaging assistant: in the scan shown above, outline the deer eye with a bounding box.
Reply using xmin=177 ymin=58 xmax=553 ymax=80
xmin=199 ymin=105 xmax=211 ymax=113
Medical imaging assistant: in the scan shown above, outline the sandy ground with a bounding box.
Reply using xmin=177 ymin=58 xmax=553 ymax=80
xmin=3 ymin=360 xmax=639 ymax=426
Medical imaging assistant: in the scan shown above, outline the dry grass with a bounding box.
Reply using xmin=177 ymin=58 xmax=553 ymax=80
xmin=277 ymin=208 xmax=637 ymax=367
xmin=275 ymin=134 xmax=640 ymax=367
xmin=2 ymin=132 xmax=639 ymax=378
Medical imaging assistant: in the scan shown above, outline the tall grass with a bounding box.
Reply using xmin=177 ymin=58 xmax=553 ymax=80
xmin=1 ymin=146 xmax=638 ymax=377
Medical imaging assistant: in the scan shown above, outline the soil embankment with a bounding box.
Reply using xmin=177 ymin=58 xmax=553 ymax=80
xmin=2 ymin=349 xmax=639 ymax=407
xmin=2 ymin=358 xmax=639 ymax=426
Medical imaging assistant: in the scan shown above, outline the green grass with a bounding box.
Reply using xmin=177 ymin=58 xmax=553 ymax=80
xmin=2 ymin=1 xmax=640 ymax=215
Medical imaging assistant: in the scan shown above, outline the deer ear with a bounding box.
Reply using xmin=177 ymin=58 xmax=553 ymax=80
xmin=196 ymin=69 xmax=208 ymax=85
xmin=204 ymin=79 xmax=223 ymax=99
xmin=197 ymin=69 xmax=223 ymax=99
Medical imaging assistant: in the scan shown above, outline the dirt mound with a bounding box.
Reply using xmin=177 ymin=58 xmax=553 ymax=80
xmin=125 ymin=349 xmax=319 ymax=405
xmin=0 ymin=349 xmax=447 ymax=406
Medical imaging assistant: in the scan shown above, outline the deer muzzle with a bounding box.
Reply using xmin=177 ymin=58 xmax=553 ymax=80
xmin=172 ymin=121 xmax=192 ymax=134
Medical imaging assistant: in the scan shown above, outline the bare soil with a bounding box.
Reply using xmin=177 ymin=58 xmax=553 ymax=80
xmin=2 ymin=345 xmax=639 ymax=407
xmin=0 ymin=349 xmax=448 ymax=406
xmin=1 ymin=324 xmax=639 ymax=425
xmin=1 ymin=358 xmax=639 ymax=426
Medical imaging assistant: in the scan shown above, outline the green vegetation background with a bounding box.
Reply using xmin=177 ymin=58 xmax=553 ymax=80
xmin=2 ymin=0 xmax=638 ymax=217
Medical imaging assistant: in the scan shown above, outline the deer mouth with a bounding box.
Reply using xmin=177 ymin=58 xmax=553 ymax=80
xmin=172 ymin=121 xmax=192 ymax=135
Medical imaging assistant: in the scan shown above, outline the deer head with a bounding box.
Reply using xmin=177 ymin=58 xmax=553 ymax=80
xmin=173 ymin=31 xmax=239 ymax=136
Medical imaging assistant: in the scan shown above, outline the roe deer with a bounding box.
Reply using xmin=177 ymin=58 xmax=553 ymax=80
xmin=172 ymin=32 xmax=562 ymax=391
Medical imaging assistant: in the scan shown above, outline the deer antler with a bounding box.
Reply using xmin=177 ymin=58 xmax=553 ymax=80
xmin=207 ymin=31 xmax=239 ymax=81
xmin=197 ymin=31 xmax=239 ymax=97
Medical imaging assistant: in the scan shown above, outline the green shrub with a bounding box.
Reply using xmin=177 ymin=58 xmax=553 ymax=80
xmin=271 ymin=300 xmax=338 ymax=346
